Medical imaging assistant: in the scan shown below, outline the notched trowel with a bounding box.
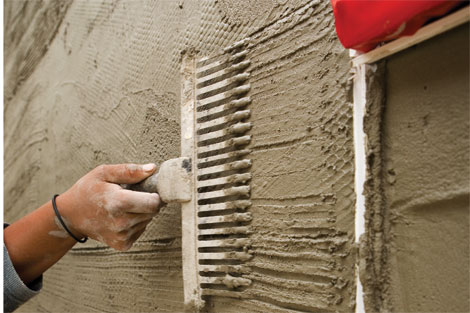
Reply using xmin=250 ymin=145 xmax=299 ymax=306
xmin=125 ymin=157 xmax=192 ymax=203
xmin=127 ymin=37 xmax=253 ymax=312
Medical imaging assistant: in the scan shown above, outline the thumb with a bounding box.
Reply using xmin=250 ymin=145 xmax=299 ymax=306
xmin=100 ymin=163 xmax=157 ymax=184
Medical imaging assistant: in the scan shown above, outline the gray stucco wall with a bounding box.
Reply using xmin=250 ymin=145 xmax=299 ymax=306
xmin=362 ymin=23 xmax=469 ymax=313
xmin=4 ymin=1 xmax=355 ymax=312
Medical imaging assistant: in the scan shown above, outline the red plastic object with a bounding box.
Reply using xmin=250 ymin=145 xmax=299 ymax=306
xmin=331 ymin=0 xmax=465 ymax=52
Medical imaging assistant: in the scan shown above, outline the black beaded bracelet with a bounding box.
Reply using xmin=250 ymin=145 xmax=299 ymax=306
xmin=52 ymin=194 xmax=88 ymax=243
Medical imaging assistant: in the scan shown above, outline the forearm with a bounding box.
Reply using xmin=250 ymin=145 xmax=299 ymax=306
xmin=3 ymin=163 xmax=160 ymax=286
xmin=4 ymin=195 xmax=77 ymax=285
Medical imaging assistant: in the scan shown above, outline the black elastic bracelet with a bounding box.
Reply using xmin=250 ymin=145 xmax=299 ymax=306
xmin=52 ymin=194 xmax=88 ymax=243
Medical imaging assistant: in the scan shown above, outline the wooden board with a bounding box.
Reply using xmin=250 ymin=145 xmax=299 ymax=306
xmin=352 ymin=6 xmax=470 ymax=66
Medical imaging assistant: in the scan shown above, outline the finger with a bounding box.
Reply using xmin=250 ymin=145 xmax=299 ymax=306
xmin=119 ymin=220 xmax=150 ymax=243
xmin=100 ymin=163 xmax=157 ymax=184
xmin=118 ymin=226 xmax=148 ymax=251
xmin=126 ymin=213 xmax=156 ymax=228
xmin=129 ymin=219 xmax=151 ymax=233
xmin=128 ymin=225 xmax=148 ymax=244
xmin=116 ymin=189 xmax=161 ymax=214
xmin=112 ymin=221 xmax=151 ymax=251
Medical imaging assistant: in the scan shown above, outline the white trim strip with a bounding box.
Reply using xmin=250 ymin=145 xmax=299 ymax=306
xmin=353 ymin=62 xmax=367 ymax=313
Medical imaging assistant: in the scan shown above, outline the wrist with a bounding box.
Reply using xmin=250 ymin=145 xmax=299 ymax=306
xmin=54 ymin=192 xmax=87 ymax=240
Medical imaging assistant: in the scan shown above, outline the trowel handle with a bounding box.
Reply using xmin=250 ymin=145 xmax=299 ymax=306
xmin=123 ymin=172 xmax=159 ymax=193
xmin=121 ymin=157 xmax=192 ymax=203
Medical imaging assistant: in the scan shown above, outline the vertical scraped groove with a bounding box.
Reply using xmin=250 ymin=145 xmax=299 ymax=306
xmin=209 ymin=1 xmax=356 ymax=312
xmin=360 ymin=62 xmax=388 ymax=312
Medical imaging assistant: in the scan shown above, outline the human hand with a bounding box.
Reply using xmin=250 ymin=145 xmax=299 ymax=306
xmin=57 ymin=163 xmax=162 ymax=251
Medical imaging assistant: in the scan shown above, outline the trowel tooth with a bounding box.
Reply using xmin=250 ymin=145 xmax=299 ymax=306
xmin=199 ymin=275 xmax=252 ymax=288
xmin=197 ymin=129 xmax=226 ymax=143
xmin=232 ymin=84 xmax=250 ymax=95
xmin=197 ymin=84 xmax=250 ymax=108
xmin=196 ymin=59 xmax=227 ymax=76
xmin=198 ymin=276 xmax=224 ymax=285
xmin=230 ymin=50 xmax=249 ymax=62
xmin=196 ymin=50 xmax=248 ymax=76
xmin=232 ymin=200 xmax=252 ymax=209
xmin=197 ymin=160 xmax=251 ymax=176
xmin=197 ymin=149 xmax=251 ymax=165
xmin=197 ymin=73 xmax=250 ymax=98
xmin=197 ymin=200 xmax=251 ymax=213
xmin=198 ymin=213 xmax=252 ymax=225
xmin=229 ymin=122 xmax=252 ymax=134
xmin=198 ymin=226 xmax=251 ymax=236
xmin=198 ymin=203 xmax=232 ymax=212
xmin=198 ymin=265 xmax=251 ymax=274
xmin=197 ymin=99 xmax=251 ymax=121
xmin=232 ymin=135 xmax=251 ymax=146
xmin=198 ymin=122 xmax=251 ymax=143
xmin=229 ymin=110 xmax=251 ymax=121
xmin=230 ymin=60 xmax=251 ymax=71
xmin=198 ymin=251 xmax=253 ymax=262
xmin=197 ymin=116 xmax=229 ymax=132
xmin=197 ymin=173 xmax=252 ymax=188
xmin=197 ymin=98 xmax=251 ymax=120
xmin=197 ymin=186 xmax=250 ymax=201
xmin=197 ymin=61 xmax=250 ymax=87
xmin=197 ymin=135 xmax=251 ymax=155
xmin=223 ymin=38 xmax=250 ymax=53
xmin=227 ymin=97 xmax=251 ymax=109
xmin=197 ymin=110 xmax=251 ymax=134
xmin=199 ymin=97 xmax=251 ymax=118
xmin=198 ymin=238 xmax=251 ymax=248
xmin=229 ymin=159 xmax=252 ymax=170
xmin=198 ymin=203 xmax=231 ymax=212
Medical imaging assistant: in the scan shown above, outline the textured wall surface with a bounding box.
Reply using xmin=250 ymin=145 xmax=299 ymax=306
xmin=362 ymin=24 xmax=469 ymax=312
xmin=4 ymin=1 xmax=355 ymax=312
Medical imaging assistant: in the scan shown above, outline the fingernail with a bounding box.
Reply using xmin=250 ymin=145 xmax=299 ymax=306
xmin=142 ymin=163 xmax=156 ymax=172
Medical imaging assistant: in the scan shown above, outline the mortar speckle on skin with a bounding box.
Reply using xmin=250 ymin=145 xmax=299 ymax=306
xmin=89 ymin=188 xmax=120 ymax=214
xmin=80 ymin=218 xmax=100 ymax=233
xmin=126 ymin=164 xmax=139 ymax=173
xmin=52 ymin=216 xmax=75 ymax=238
xmin=102 ymin=195 xmax=121 ymax=214
xmin=54 ymin=216 xmax=71 ymax=232
xmin=48 ymin=230 xmax=69 ymax=238
xmin=96 ymin=234 xmax=106 ymax=245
